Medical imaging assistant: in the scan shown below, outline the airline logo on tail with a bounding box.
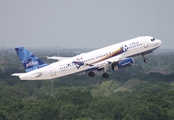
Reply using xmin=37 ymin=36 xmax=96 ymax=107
xmin=25 ymin=61 xmax=39 ymax=68
xmin=15 ymin=46 xmax=47 ymax=72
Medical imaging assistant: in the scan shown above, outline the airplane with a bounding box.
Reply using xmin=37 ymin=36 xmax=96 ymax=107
xmin=11 ymin=36 xmax=162 ymax=80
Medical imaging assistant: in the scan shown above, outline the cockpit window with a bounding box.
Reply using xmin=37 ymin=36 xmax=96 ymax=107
xmin=151 ymin=38 xmax=155 ymax=42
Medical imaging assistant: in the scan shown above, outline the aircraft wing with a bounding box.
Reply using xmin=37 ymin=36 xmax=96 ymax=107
xmin=87 ymin=55 xmax=123 ymax=69
xmin=47 ymin=56 xmax=71 ymax=61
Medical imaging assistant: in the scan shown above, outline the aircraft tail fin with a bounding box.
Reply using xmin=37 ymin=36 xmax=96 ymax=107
xmin=15 ymin=47 xmax=48 ymax=72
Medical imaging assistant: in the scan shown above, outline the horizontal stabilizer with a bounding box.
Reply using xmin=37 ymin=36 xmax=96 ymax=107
xmin=47 ymin=56 xmax=70 ymax=61
xmin=11 ymin=72 xmax=42 ymax=80
xmin=11 ymin=73 xmax=25 ymax=76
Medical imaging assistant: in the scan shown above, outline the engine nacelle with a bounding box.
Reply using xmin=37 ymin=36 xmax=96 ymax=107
xmin=112 ymin=58 xmax=134 ymax=70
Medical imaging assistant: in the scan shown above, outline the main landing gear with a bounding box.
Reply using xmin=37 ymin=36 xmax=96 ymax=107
xmin=88 ymin=71 xmax=109 ymax=78
xmin=142 ymin=54 xmax=148 ymax=63
xmin=88 ymin=71 xmax=95 ymax=77
xmin=102 ymin=72 xmax=109 ymax=78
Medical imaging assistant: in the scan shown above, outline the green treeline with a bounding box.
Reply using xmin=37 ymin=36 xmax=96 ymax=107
xmin=0 ymin=50 xmax=174 ymax=119
xmin=1 ymin=83 xmax=174 ymax=120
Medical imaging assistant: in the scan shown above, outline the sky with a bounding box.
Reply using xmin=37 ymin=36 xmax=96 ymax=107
xmin=0 ymin=0 xmax=174 ymax=49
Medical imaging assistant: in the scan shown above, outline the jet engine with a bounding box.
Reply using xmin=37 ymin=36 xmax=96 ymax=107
xmin=111 ymin=58 xmax=134 ymax=70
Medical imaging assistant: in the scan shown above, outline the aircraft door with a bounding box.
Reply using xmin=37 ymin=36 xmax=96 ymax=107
xmin=49 ymin=66 xmax=56 ymax=76
xmin=142 ymin=39 xmax=148 ymax=48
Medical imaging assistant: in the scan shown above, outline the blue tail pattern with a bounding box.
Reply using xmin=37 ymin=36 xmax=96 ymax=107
xmin=15 ymin=47 xmax=47 ymax=72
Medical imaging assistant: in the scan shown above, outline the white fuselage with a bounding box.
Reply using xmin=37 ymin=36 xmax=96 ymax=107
xmin=19 ymin=36 xmax=162 ymax=80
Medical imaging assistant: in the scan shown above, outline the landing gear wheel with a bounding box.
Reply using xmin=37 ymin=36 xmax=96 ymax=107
xmin=102 ymin=72 xmax=109 ymax=78
xmin=144 ymin=59 xmax=148 ymax=63
xmin=142 ymin=54 xmax=148 ymax=63
xmin=88 ymin=71 xmax=95 ymax=77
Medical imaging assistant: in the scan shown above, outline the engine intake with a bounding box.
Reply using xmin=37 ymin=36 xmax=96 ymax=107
xmin=112 ymin=58 xmax=134 ymax=70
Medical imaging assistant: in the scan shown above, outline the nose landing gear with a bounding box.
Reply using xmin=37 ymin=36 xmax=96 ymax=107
xmin=142 ymin=54 xmax=148 ymax=63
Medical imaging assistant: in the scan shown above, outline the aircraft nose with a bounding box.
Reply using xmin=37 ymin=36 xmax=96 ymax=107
xmin=157 ymin=39 xmax=162 ymax=46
